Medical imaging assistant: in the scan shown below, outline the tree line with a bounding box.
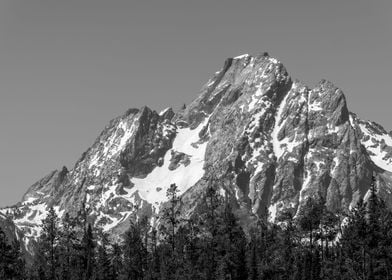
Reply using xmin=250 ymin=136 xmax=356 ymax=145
xmin=2 ymin=177 xmax=392 ymax=279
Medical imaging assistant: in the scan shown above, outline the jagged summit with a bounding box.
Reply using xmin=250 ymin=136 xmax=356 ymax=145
xmin=1 ymin=53 xmax=392 ymax=253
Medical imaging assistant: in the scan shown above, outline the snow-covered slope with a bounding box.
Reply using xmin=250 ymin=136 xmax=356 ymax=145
xmin=351 ymin=115 xmax=392 ymax=172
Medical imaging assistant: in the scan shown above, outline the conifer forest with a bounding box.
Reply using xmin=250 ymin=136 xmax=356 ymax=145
xmin=1 ymin=177 xmax=392 ymax=280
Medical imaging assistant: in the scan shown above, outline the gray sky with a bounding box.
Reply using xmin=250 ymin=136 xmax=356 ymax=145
xmin=0 ymin=0 xmax=391 ymax=207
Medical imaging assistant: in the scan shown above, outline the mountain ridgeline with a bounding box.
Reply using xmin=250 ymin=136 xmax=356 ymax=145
xmin=2 ymin=52 xmax=392 ymax=253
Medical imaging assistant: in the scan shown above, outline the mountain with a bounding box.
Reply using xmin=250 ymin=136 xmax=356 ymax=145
xmin=1 ymin=52 xmax=392 ymax=253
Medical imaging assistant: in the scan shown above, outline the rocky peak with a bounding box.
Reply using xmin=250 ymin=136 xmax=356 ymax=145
xmin=310 ymin=79 xmax=349 ymax=126
xmin=159 ymin=107 xmax=174 ymax=121
xmin=175 ymin=53 xmax=291 ymax=129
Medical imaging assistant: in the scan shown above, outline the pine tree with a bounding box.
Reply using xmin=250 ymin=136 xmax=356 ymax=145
xmin=39 ymin=206 xmax=59 ymax=280
xmin=160 ymin=183 xmax=181 ymax=252
xmin=215 ymin=204 xmax=247 ymax=280
xmin=365 ymin=175 xmax=391 ymax=279
xmin=277 ymin=209 xmax=297 ymax=280
xmin=201 ymin=176 xmax=224 ymax=280
xmin=110 ymin=243 xmax=122 ymax=280
xmin=95 ymin=233 xmax=112 ymax=280
xmin=10 ymin=239 xmax=25 ymax=280
xmin=157 ymin=183 xmax=182 ymax=279
xmin=368 ymin=176 xmax=380 ymax=244
xmin=58 ymin=213 xmax=78 ymax=280
xmin=0 ymin=226 xmax=24 ymax=279
xmin=65 ymin=202 xmax=94 ymax=280
xmin=340 ymin=199 xmax=368 ymax=279
xmin=145 ymin=227 xmax=160 ymax=280
xmin=122 ymin=220 xmax=147 ymax=280
xmin=246 ymin=229 xmax=259 ymax=280
xmin=172 ymin=226 xmax=191 ymax=280
xmin=82 ymin=224 xmax=95 ymax=280
xmin=180 ymin=219 xmax=203 ymax=280
xmin=297 ymin=197 xmax=324 ymax=280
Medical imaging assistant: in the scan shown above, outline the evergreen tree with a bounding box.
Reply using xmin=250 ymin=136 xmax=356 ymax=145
xmin=82 ymin=224 xmax=95 ymax=280
xmin=367 ymin=175 xmax=385 ymax=280
xmin=0 ymin=226 xmax=24 ymax=279
xmin=160 ymin=183 xmax=181 ymax=252
xmin=277 ymin=209 xmax=297 ymax=280
xmin=246 ymin=228 xmax=259 ymax=280
xmin=158 ymin=183 xmax=182 ymax=279
xmin=201 ymin=176 xmax=224 ymax=280
xmin=297 ymin=197 xmax=324 ymax=280
xmin=180 ymin=219 xmax=204 ymax=280
xmin=110 ymin=243 xmax=123 ymax=280
xmin=58 ymin=213 xmax=78 ymax=280
xmin=39 ymin=206 xmax=59 ymax=280
xmin=340 ymin=199 xmax=368 ymax=279
xmin=215 ymin=204 xmax=247 ymax=280
xmin=95 ymin=233 xmax=112 ymax=280
xmin=145 ymin=228 xmax=159 ymax=280
xmin=121 ymin=220 xmax=147 ymax=280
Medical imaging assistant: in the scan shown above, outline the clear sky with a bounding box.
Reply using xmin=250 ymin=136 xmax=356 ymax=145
xmin=0 ymin=0 xmax=391 ymax=207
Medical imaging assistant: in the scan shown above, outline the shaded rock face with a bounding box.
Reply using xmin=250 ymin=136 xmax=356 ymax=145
xmin=2 ymin=53 xmax=392 ymax=251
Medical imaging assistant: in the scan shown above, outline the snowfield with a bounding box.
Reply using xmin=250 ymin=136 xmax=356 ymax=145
xmin=132 ymin=116 xmax=210 ymax=208
xmin=358 ymin=121 xmax=392 ymax=173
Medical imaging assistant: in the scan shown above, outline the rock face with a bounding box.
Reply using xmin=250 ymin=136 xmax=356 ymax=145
xmin=2 ymin=53 xmax=392 ymax=251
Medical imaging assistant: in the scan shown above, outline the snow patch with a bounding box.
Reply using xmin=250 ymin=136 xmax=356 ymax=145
xmin=53 ymin=206 xmax=65 ymax=219
xmin=234 ymin=54 xmax=249 ymax=59
xmin=359 ymin=123 xmax=392 ymax=172
xmin=313 ymin=160 xmax=324 ymax=170
xmin=309 ymin=101 xmax=323 ymax=111
xmin=13 ymin=203 xmax=48 ymax=238
xmin=248 ymin=83 xmax=265 ymax=111
xmin=268 ymin=203 xmax=278 ymax=222
xmin=159 ymin=107 xmax=171 ymax=116
xmin=331 ymin=156 xmax=340 ymax=176
xmin=299 ymin=173 xmax=312 ymax=205
xmin=271 ymin=88 xmax=290 ymax=159
xmin=268 ymin=57 xmax=278 ymax=64
xmin=349 ymin=114 xmax=355 ymax=127
xmin=131 ymin=116 xmax=210 ymax=209
xmin=22 ymin=197 xmax=38 ymax=205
